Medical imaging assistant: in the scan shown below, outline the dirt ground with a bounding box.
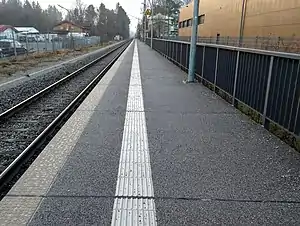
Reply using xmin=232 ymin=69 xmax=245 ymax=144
xmin=0 ymin=42 xmax=115 ymax=79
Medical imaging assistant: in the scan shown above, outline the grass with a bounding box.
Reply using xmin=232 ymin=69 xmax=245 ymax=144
xmin=269 ymin=122 xmax=300 ymax=152
xmin=236 ymin=101 xmax=263 ymax=124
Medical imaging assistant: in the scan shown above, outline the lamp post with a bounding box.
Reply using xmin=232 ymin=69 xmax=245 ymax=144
xmin=150 ymin=0 xmax=154 ymax=48
xmin=187 ymin=0 xmax=200 ymax=83
xmin=57 ymin=4 xmax=74 ymax=49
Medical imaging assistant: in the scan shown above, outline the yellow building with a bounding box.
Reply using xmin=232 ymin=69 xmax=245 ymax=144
xmin=179 ymin=0 xmax=300 ymax=38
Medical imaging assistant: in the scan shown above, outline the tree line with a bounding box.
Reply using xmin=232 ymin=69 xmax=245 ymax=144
xmin=68 ymin=1 xmax=130 ymax=39
xmin=0 ymin=0 xmax=130 ymax=39
xmin=137 ymin=0 xmax=183 ymax=38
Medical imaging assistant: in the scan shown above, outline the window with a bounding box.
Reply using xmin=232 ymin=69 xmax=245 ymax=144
xmin=187 ymin=19 xmax=192 ymax=27
xmin=179 ymin=22 xmax=182 ymax=28
xmin=183 ymin=20 xmax=187 ymax=27
xmin=198 ymin=14 xmax=205 ymax=25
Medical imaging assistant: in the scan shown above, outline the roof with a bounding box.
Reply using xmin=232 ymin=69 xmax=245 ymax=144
xmin=14 ymin=27 xmax=39 ymax=34
xmin=0 ymin=25 xmax=17 ymax=32
xmin=54 ymin=20 xmax=85 ymax=29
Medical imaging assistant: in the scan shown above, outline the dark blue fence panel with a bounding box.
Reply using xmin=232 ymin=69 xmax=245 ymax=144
xmin=203 ymin=47 xmax=217 ymax=83
xmin=166 ymin=41 xmax=170 ymax=57
xmin=216 ymin=49 xmax=237 ymax=95
xmin=163 ymin=40 xmax=167 ymax=55
xmin=174 ymin=42 xmax=180 ymax=63
xmin=267 ymin=58 xmax=300 ymax=134
xmin=186 ymin=44 xmax=190 ymax=70
xmin=195 ymin=45 xmax=204 ymax=78
xmin=175 ymin=42 xmax=181 ymax=64
xmin=182 ymin=43 xmax=188 ymax=68
xmin=236 ymin=52 xmax=270 ymax=112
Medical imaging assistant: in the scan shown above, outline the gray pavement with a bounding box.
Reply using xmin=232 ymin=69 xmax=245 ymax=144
xmin=138 ymin=41 xmax=300 ymax=224
xmin=0 ymin=40 xmax=300 ymax=225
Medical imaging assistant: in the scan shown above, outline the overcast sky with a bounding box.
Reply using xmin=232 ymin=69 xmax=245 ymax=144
xmin=38 ymin=0 xmax=144 ymax=32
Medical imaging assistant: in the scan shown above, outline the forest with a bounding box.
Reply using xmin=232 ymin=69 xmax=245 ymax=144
xmin=0 ymin=0 xmax=130 ymax=39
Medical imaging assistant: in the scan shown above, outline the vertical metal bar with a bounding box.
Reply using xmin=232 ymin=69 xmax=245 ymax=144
xmin=175 ymin=42 xmax=178 ymax=63
xmin=214 ymin=48 xmax=220 ymax=91
xmin=165 ymin=40 xmax=167 ymax=57
xmin=11 ymin=29 xmax=17 ymax=57
xmin=288 ymin=61 xmax=300 ymax=130
xmin=172 ymin=42 xmax=175 ymax=61
xmin=272 ymin=59 xmax=284 ymax=121
xmin=276 ymin=59 xmax=290 ymax=127
xmin=180 ymin=43 xmax=183 ymax=67
xmin=294 ymin=92 xmax=300 ymax=135
xmin=25 ymin=33 xmax=29 ymax=56
xmin=262 ymin=56 xmax=274 ymax=127
xmin=186 ymin=44 xmax=189 ymax=69
xmin=201 ymin=45 xmax=206 ymax=83
xmin=232 ymin=51 xmax=240 ymax=105
xmin=165 ymin=41 xmax=168 ymax=58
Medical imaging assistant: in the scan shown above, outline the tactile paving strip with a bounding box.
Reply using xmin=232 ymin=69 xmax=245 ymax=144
xmin=111 ymin=41 xmax=157 ymax=226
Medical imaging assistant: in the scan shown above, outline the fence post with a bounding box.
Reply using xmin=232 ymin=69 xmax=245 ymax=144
xmin=172 ymin=41 xmax=175 ymax=61
xmin=232 ymin=51 xmax=240 ymax=105
xmin=262 ymin=56 xmax=274 ymax=127
xmin=213 ymin=48 xmax=219 ymax=92
xmin=166 ymin=40 xmax=168 ymax=58
xmin=11 ymin=29 xmax=17 ymax=57
xmin=201 ymin=45 xmax=206 ymax=83
xmin=52 ymin=39 xmax=55 ymax=52
xmin=25 ymin=33 xmax=29 ymax=56
xmin=175 ymin=42 xmax=178 ymax=63
xmin=186 ymin=43 xmax=189 ymax=69
xmin=180 ymin=42 xmax=183 ymax=67
xmin=36 ymin=40 xmax=39 ymax=53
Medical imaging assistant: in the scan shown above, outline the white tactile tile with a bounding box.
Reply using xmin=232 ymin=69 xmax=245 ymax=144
xmin=111 ymin=41 xmax=157 ymax=226
xmin=112 ymin=198 xmax=156 ymax=226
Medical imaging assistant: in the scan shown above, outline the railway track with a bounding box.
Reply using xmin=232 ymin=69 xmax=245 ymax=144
xmin=0 ymin=39 xmax=131 ymax=194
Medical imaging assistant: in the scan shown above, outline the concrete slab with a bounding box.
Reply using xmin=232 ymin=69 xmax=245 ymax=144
xmin=29 ymin=197 xmax=114 ymax=226
xmin=155 ymin=199 xmax=300 ymax=225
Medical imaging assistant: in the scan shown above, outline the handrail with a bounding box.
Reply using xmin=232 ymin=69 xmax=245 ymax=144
xmin=148 ymin=38 xmax=300 ymax=59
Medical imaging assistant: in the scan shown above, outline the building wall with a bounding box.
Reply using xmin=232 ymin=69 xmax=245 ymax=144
xmin=243 ymin=0 xmax=300 ymax=37
xmin=178 ymin=0 xmax=300 ymax=38
xmin=53 ymin=22 xmax=83 ymax=33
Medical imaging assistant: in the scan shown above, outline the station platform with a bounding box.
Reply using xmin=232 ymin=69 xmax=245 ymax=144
xmin=1 ymin=40 xmax=300 ymax=225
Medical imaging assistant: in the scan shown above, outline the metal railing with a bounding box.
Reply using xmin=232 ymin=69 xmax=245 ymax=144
xmin=145 ymin=38 xmax=300 ymax=147
xmin=169 ymin=36 xmax=300 ymax=54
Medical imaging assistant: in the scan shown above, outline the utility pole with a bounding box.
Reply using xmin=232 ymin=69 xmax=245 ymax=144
xmin=143 ymin=0 xmax=146 ymax=41
xmin=58 ymin=4 xmax=74 ymax=49
xmin=187 ymin=0 xmax=199 ymax=83
xmin=150 ymin=0 xmax=154 ymax=48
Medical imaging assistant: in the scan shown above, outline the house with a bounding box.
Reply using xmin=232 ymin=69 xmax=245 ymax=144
xmin=0 ymin=25 xmax=18 ymax=40
xmin=14 ymin=27 xmax=42 ymax=42
xmin=53 ymin=21 xmax=87 ymax=35
xmin=14 ymin=27 xmax=40 ymax=35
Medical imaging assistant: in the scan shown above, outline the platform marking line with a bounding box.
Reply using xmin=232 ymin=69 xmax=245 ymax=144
xmin=111 ymin=41 xmax=157 ymax=226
